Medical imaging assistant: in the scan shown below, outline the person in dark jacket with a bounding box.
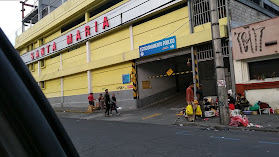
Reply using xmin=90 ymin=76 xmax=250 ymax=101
xmin=196 ymin=84 xmax=205 ymax=119
xmin=104 ymin=89 xmax=111 ymax=117
xmin=98 ymin=94 xmax=105 ymax=110
xmin=228 ymin=94 xmax=236 ymax=104
xmin=110 ymin=93 xmax=120 ymax=116
xmin=235 ymin=93 xmax=250 ymax=111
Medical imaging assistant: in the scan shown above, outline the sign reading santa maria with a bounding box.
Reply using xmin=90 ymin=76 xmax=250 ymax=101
xmin=20 ymin=0 xmax=181 ymax=64
xmin=21 ymin=15 xmax=120 ymax=64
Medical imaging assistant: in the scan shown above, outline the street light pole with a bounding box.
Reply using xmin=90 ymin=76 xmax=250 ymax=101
xmin=209 ymin=0 xmax=230 ymax=125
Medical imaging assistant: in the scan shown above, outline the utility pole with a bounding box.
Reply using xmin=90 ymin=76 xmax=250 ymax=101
xmin=209 ymin=0 xmax=230 ymax=125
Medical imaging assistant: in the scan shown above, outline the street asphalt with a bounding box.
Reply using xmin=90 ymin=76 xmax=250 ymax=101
xmin=56 ymin=93 xmax=279 ymax=156
xmin=60 ymin=117 xmax=279 ymax=157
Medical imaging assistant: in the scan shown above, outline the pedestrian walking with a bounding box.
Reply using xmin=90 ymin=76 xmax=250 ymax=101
xmin=98 ymin=94 xmax=105 ymax=110
xmin=186 ymin=82 xmax=196 ymax=122
xmin=88 ymin=93 xmax=95 ymax=106
xmin=104 ymin=89 xmax=111 ymax=117
xmin=196 ymin=84 xmax=205 ymax=119
xmin=110 ymin=93 xmax=120 ymax=116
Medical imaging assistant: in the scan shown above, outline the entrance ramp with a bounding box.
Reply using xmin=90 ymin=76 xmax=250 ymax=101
xmin=140 ymin=92 xmax=187 ymax=110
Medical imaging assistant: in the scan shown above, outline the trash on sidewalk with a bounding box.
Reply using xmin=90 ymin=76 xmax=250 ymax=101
xmin=205 ymin=111 xmax=215 ymax=117
xmin=247 ymin=123 xmax=255 ymax=127
xmin=215 ymin=110 xmax=219 ymax=117
xmin=88 ymin=105 xmax=94 ymax=113
xmin=243 ymin=111 xmax=252 ymax=115
xmin=176 ymin=113 xmax=183 ymax=116
xmin=117 ymin=107 xmax=123 ymax=110
xmin=230 ymin=115 xmax=249 ymax=127
xmin=230 ymin=109 xmax=241 ymax=117
xmin=176 ymin=108 xmax=186 ymax=116
xmin=247 ymin=123 xmax=264 ymax=128
xmin=255 ymin=125 xmax=263 ymax=128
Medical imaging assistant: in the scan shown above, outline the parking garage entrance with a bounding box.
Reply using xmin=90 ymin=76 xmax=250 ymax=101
xmin=136 ymin=48 xmax=193 ymax=107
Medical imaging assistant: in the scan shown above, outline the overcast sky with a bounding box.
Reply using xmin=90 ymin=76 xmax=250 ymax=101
xmin=0 ymin=0 xmax=35 ymax=46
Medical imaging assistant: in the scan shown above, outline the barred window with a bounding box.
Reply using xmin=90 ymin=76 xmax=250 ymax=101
xmin=197 ymin=40 xmax=229 ymax=61
xmin=264 ymin=3 xmax=279 ymax=15
xmin=40 ymin=81 xmax=46 ymax=89
xmin=30 ymin=63 xmax=35 ymax=71
xmin=40 ymin=59 xmax=45 ymax=68
xmin=248 ymin=0 xmax=261 ymax=5
xmin=249 ymin=58 xmax=279 ymax=80
xmin=192 ymin=0 xmax=226 ymax=27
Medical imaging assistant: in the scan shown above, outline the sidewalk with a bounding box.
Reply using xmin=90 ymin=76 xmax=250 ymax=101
xmin=54 ymin=107 xmax=91 ymax=113
xmin=173 ymin=114 xmax=279 ymax=133
xmin=53 ymin=107 xmax=279 ymax=133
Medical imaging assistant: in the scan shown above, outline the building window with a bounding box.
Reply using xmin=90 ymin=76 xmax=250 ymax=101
xmin=40 ymin=81 xmax=46 ymax=89
xmin=67 ymin=45 xmax=80 ymax=52
xmin=264 ymin=3 xmax=279 ymax=15
xmin=61 ymin=16 xmax=85 ymax=33
xmin=30 ymin=63 xmax=35 ymax=71
xmin=51 ymin=53 xmax=60 ymax=58
xmin=31 ymin=43 xmax=34 ymax=50
xmin=133 ymin=2 xmax=188 ymax=27
xmin=40 ymin=38 xmax=44 ymax=46
xmin=89 ymin=0 xmax=124 ymax=18
xmin=248 ymin=0 xmax=261 ymax=5
xmin=197 ymin=40 xmax=229 ymax=61
xmin=192 ymin=0 xmax=226 ymax=27
xmin=248 ymin=58 xmax=279 ymax=80
xmin=40 ymin=59 xmax=46 ymax=68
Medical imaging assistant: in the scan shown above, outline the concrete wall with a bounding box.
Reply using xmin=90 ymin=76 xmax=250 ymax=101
xmin=92 ymin=90 xmax=137 ymax=110
xmin=138 ymin=87 xmax=177 ymax=108
xmin=229 ymin=0 xmax=270 ymax=27
xmin=92 ymin=62 xmax=133 ymax=93
xmin=48 ymin=90 xmax=137 ymax=110
xmin=232 ymin=17 xmax=279 ymax=60
xmin=245 ymin=88 xmax=279 ymax=109
xmin=137 ymin=60 xmax=177 ymax=100
xmin=48 ymin=96 xmax=63 ymax=107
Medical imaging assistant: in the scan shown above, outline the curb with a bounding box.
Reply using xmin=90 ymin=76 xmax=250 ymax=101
xmin=54 ymin=110 xmax=101 ymax=113
xmin=173 ymin=118 xmax=279 ymax=133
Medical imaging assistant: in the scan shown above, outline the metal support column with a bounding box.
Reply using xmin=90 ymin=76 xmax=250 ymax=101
xmin=210 ymin=0 xmax=230 ymax=125
xmin=191 ymin=47 xmax=197 ymax=99
xmin=189 ymin=0 xmax=198 ymax=99
xmin=38 ymin=0 xmax=42 ymax=20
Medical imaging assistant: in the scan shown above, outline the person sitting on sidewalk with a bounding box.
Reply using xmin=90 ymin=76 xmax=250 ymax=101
xmin=235 ymin=93 xmax=251 ymax=111
xmin=228 ymin=94 xmax=236 ymax=110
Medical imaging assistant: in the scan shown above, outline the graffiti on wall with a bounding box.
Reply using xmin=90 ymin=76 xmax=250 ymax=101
xmin=116 ymin=86 xmax=126 ymax=90
xmin=234 ymin=26 xmax=265 ymax=54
